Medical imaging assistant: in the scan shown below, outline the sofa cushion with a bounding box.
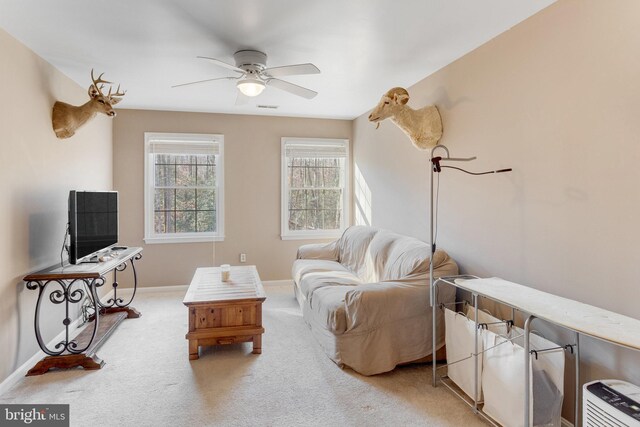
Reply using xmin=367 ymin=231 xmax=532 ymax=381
xmin=365 ymin=229 xmax=404 ymax=281
xmin=384 ymin=245 xmax=427 ymax=280
xmin=292 ymin=259 xmax=350 ymax=286
xmin=381 ymin=235 xmax=430 ymax=281
xmin=299 ymin=269 xmax=361 ymax=300
xmin=386 ymin=247 xmax=451 ymax=281
xmin=337 ymin=225 xmax=379 ymax=281
xmin=293 ymin=258 xmax=362 ymax=301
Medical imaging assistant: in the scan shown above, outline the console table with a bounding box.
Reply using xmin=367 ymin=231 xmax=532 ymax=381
xmin=431 ymin=275 xmax=640 ymax=426
xmin=22 ymin=247 xmax=143 ymax=376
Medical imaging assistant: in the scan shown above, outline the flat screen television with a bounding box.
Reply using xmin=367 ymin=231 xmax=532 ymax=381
xmin=68 ymin=190 xmax=118 ymax=264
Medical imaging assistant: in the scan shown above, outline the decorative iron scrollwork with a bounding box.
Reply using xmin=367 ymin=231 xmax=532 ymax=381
xmin=28 ymin=278 xmax=100 ymax=356
xmin=99 ymin=253 xmax=142 ymax=309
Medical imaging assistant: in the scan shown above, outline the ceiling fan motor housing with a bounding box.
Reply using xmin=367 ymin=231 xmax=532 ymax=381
xmin=234 ymin=50 xmax=267 ymax=72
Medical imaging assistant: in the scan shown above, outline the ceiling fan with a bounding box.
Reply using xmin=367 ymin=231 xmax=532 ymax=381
xmin=173 ymin=50 xmax=320 ymax=104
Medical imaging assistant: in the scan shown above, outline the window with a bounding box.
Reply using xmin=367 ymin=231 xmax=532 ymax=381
xmin=144 ymin=133 xmax=224 ymax=244
xmin=281 ymin=138 xmax=350 ymax=240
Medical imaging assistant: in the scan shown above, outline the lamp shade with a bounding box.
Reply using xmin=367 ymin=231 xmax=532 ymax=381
xmin=236 ymin=78 xmax=265 ymax=97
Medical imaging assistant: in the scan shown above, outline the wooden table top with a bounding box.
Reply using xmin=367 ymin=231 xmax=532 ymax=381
xmin=183 ymin=265 xmax=266 ymax=306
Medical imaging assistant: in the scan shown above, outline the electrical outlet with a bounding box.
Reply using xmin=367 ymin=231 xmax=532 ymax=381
xmin=240 ymin=253 xmax=246 ymax=263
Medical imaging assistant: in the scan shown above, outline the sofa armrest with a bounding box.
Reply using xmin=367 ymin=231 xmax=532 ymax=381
xmin=296 ymin=240 xmax=339 ymax=261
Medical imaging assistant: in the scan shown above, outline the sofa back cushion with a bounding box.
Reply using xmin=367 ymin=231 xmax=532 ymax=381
xmin=380 ymin=235 xmax=430 ymax=280
xmin=337 ymin=225 xmax=451 ymax=282
xmin=365 ymin=229 xmax=403 ymax=282
xmin=364 ymin=230 xmax=427 ymax=281
xmin=371 ymin=229 xmax=456 ymax=281
xmin=337 ymin=226 xmax=379 ymax=282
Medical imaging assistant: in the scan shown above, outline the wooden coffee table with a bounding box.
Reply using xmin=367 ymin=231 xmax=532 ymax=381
xmin=183 ymin=265 xmax=266 ymax=360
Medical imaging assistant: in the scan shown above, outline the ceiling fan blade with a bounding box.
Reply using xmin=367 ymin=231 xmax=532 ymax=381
xmin=235 ymin=91 xmax=250 ymax=105
xmin=264 ymin=63 xmax=320 ymax=78
xmin=266 ymin=78 xmax=318 ymax=99
xmin=197 ymin=56 xmax=245 ymax=74
xmin=171 ymin=76 xmax=238 ymax=88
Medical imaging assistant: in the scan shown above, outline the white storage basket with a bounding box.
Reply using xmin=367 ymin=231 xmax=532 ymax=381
xmin=444 ymin=308 xmax=484 ymax=400
xmin=482 ymin=327 xmax=564 ymax=427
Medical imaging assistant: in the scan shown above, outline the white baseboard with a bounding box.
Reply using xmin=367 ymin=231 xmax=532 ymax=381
xmin=0 ymin=289 xmax=116 ymax=397
xmin=561 ymin=417 xmax=573 ymax=427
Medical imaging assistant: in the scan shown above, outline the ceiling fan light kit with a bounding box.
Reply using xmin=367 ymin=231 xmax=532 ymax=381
xmin=174 ymin=49 xmax=320 ymax=101
xmin=237 ymin=77 xmax=265 ymax=97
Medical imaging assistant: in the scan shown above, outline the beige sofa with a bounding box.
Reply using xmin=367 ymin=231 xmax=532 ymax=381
xmin=292 ymin=225 xmax=458 ymax=375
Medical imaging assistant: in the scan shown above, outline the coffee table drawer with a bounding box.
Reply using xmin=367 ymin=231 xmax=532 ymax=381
xmin=193 ymin=304 xmax=257 ymax=329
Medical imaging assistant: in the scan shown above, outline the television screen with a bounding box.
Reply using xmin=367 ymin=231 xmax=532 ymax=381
xmin=69 ymin=191 xmax=118 ymax=264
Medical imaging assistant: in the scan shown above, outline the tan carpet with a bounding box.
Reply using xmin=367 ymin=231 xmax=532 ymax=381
xmin=0 ymin=285 xmax=486 ymax=427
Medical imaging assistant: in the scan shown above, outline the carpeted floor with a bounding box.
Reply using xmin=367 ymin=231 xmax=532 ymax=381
xmin=1 ymin=284 xmax=486 ymax=427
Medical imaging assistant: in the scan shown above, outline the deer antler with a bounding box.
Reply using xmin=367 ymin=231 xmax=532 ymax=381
xmin=107 ymin=84 xmax=126 ymax=100
xmin=90 ymin=69 xmax=112 ymax=97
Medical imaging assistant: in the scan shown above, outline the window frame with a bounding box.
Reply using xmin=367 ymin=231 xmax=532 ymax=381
xmin=144 ymin=132 xmax=225 ymax=244
xmin=281 ymin=137 xmax=350 ymax=240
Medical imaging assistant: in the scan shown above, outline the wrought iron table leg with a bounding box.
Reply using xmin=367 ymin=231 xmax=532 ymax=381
xmin=96 ymin=253 xmax=142 ymax=319
xmin=26 ymin=277 xmax=104 ymax=376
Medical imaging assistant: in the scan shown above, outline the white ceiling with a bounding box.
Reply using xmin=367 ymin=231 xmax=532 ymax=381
xmin=0 ymin=0 xmax=554 ymax=120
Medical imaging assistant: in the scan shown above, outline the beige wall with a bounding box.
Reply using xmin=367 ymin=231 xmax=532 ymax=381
xmin=113 ymin=109 xmax=351 ymax=285
xmin=0 ymin=29 xmax=113 ymax=383
xmin=353 ymin=0 xmax=640 ymax=421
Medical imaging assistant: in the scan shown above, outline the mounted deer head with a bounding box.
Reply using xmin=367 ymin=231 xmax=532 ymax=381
xmin=52 ymin=69 xmax=126 ymax=139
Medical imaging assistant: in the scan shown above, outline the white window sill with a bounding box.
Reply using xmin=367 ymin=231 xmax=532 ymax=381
xmin=144 ymin=235 xmax=225 ymax=244
xmin=281 ymin=232 xmax=343 ymax=241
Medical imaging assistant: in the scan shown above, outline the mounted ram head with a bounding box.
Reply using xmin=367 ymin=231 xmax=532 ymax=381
xmin=368 ymin=87 xmax=442 ymax=150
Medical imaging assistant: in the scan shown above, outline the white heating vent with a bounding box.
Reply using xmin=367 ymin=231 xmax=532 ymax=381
xmin=584 ymin=380 xmax=640 ymax=427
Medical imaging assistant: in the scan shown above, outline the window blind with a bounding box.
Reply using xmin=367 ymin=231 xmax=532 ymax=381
xmin=149 ymin=139 xmax=220 ymax=155
xmin=285 ymin=142 xmax=347 ymax=159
